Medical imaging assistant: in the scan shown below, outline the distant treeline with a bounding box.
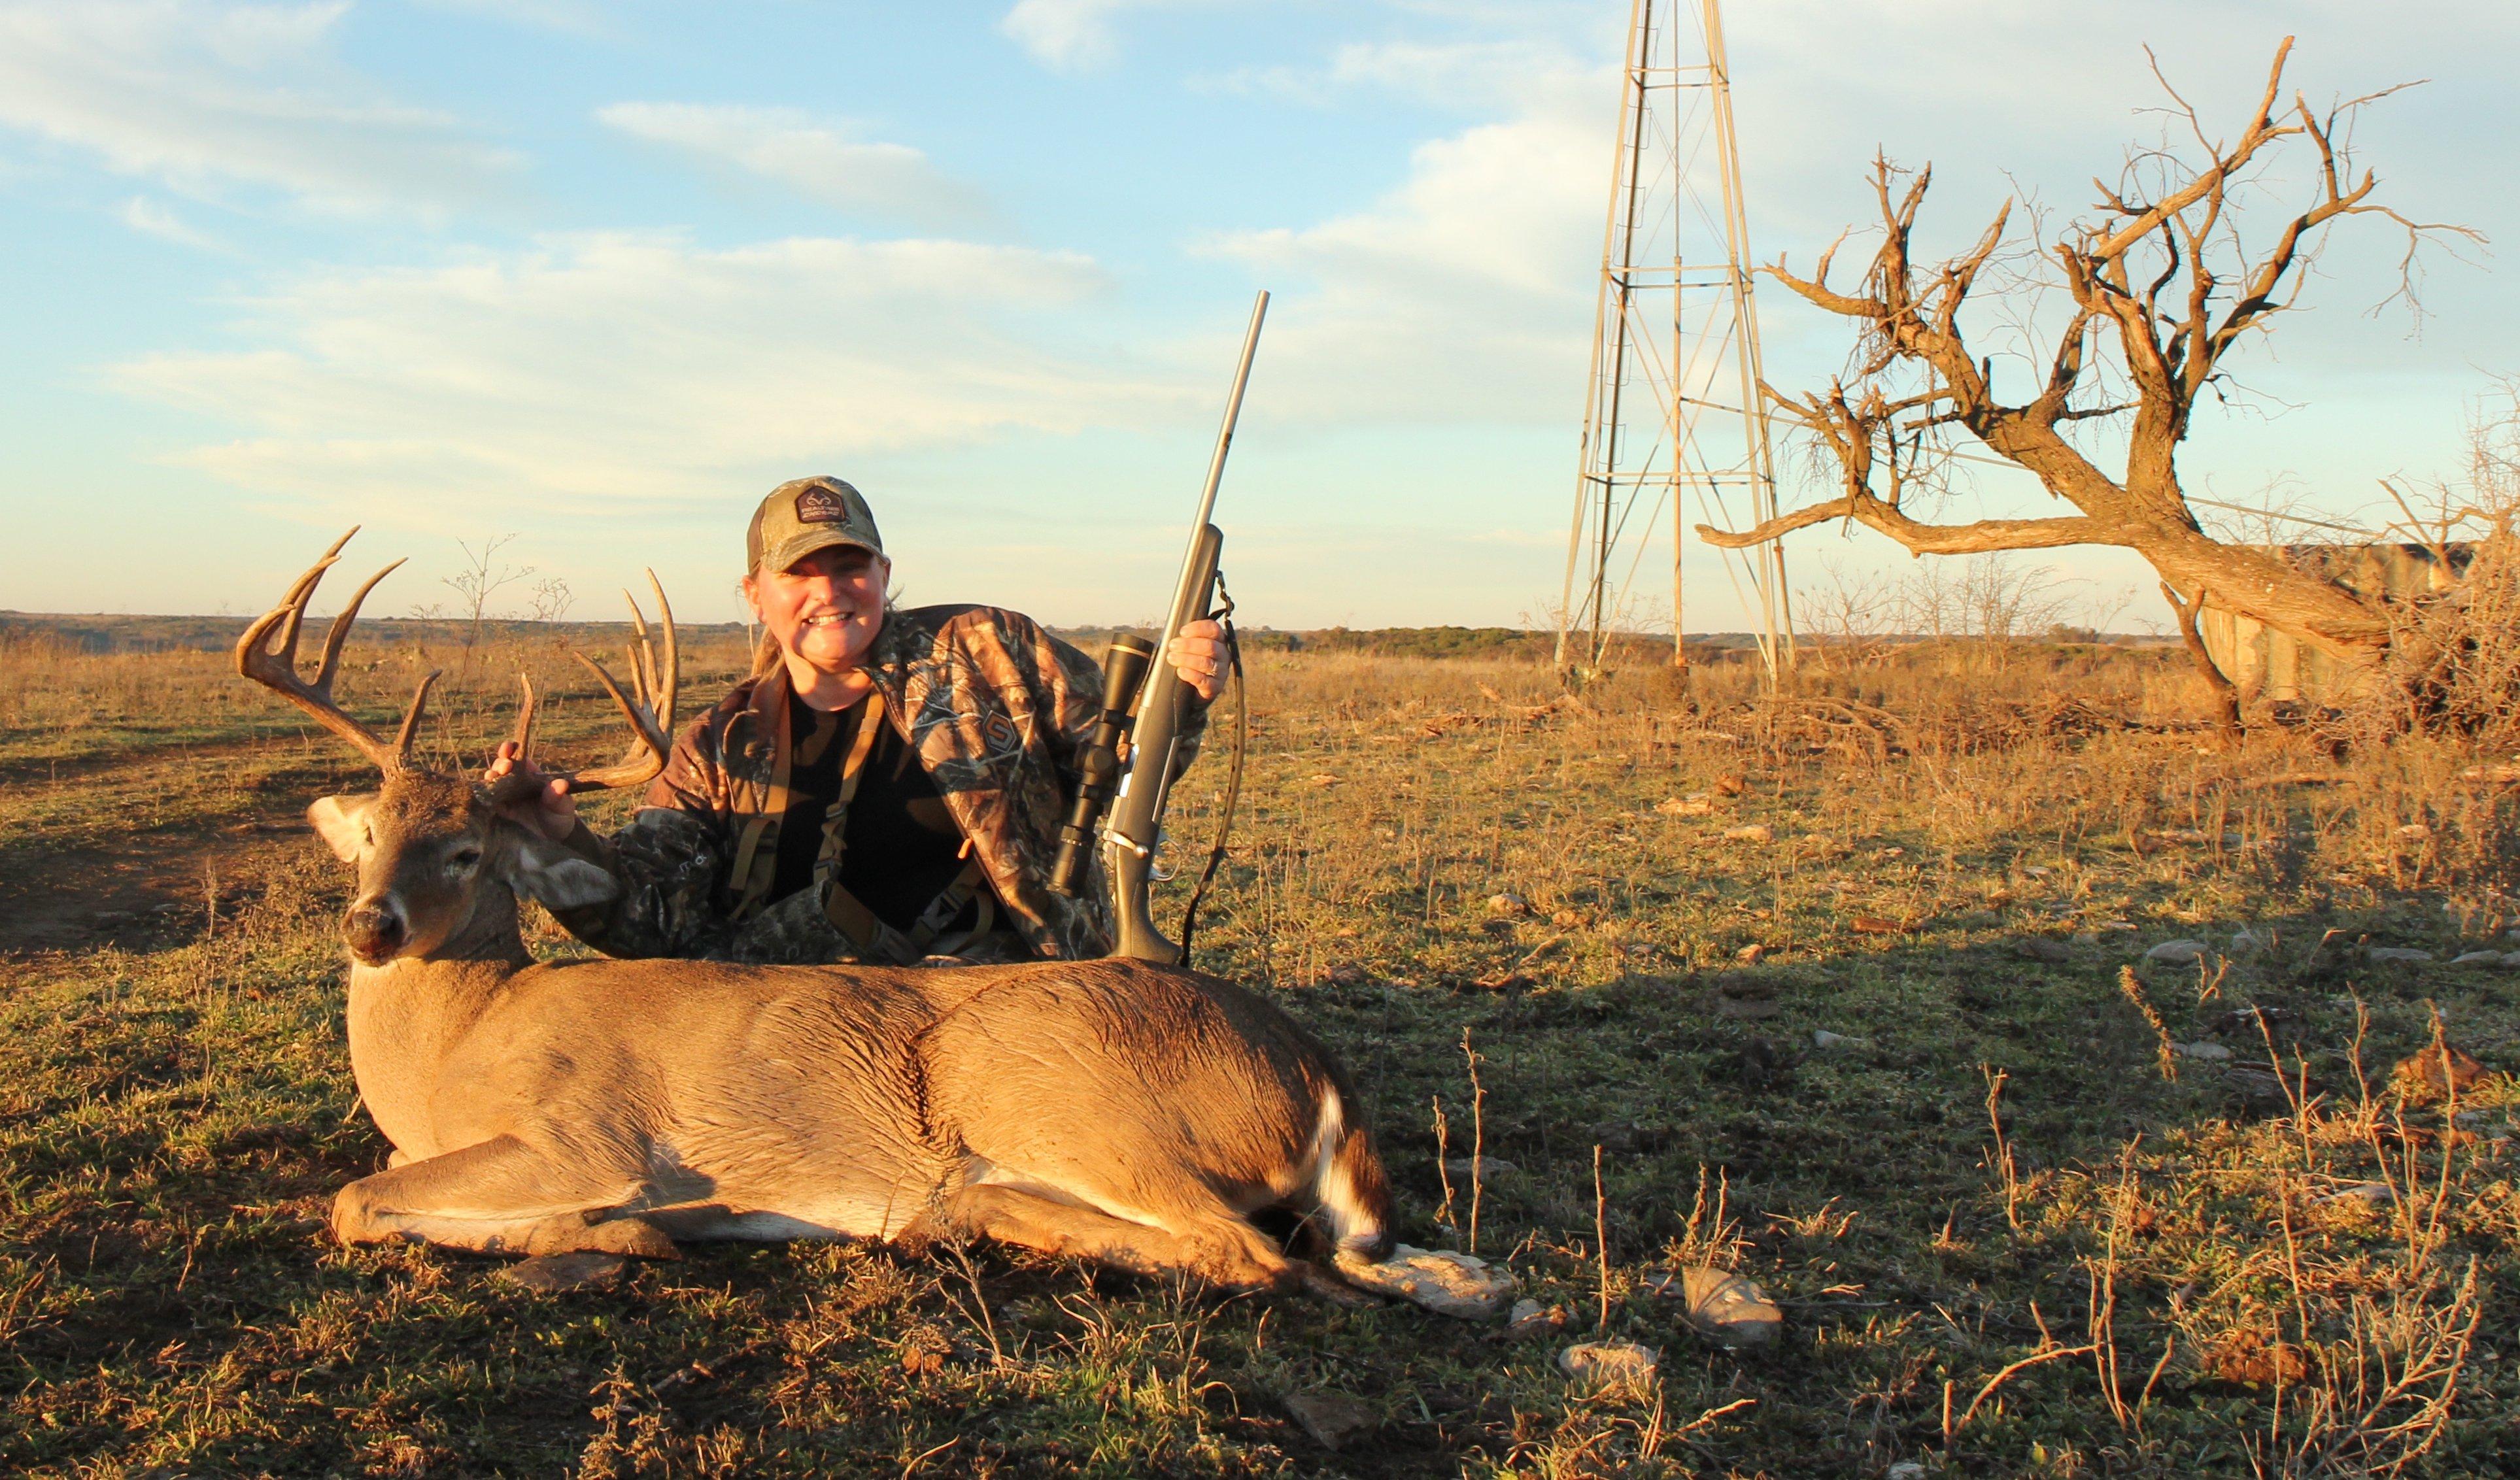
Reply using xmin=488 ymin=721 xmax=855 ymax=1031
xmin=0 ymin=612 xmax=751 ymax=656
xmin=2 ymin=611 xmax=2169 ymax=663
xmin=1056 ymin=624 xmax=1770 ymax=663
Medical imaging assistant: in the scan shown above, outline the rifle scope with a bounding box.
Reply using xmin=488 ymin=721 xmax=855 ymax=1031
xmin=1048 ymin=635 xmax=1156 ymax=897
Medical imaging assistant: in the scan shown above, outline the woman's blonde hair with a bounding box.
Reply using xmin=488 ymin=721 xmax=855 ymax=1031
xmin=749 ymin=628 xmax=786 ymax=679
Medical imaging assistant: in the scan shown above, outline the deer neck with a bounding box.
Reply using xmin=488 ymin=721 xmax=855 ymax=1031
xmin=342 ymin=883 xmax=532 ymax=1159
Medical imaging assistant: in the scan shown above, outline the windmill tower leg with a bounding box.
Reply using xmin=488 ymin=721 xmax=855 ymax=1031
xmin=1557 ymin=0 xmax=1789 ymax=686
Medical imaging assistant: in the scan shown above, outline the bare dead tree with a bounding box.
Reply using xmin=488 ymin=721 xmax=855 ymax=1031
xmin=1701 ymin=39 xmax=2480 ymax=700
xmin=443 ymin=534 xmax=533 ymax=664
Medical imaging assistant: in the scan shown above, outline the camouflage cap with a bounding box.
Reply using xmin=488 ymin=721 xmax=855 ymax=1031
xmin=747 ymin=476 xmax=885 ymax=574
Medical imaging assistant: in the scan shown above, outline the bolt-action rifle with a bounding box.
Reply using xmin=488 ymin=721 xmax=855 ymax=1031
xmin=1047 ymin=290 xmax=1266 ymax=964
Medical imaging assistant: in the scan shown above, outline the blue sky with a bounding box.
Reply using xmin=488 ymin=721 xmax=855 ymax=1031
xmin=1 ymin=1 xmax=2510 ymax=632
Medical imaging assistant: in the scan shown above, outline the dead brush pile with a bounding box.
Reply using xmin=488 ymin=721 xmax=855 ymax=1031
xmin=1588 ymin=641 xmax=2203 ymax=764
xmin=2015 ymin=1010 xmax=2508 ymax=1478
xmin=1693 ymin=687 xmax=2167 ymax=764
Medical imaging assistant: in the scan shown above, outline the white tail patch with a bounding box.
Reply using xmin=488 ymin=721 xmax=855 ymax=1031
xmin=1308 ymin=1087 xmax=1383 ymax=1253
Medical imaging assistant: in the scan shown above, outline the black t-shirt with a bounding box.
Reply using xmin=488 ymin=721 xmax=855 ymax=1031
xmin=770 ymin=694 xmax=972 ymax=930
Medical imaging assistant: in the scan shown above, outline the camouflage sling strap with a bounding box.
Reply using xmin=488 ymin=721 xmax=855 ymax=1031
xmin=1176 ymin=576 xmax=1248 ymax=967
xmin=807 ymin=690 xmax=993 ymax=965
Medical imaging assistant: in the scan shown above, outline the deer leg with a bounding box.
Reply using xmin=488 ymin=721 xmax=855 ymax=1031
xmin=933 ymin=1184 xmax=1301 ymax=1295
xmin=333 ymin=1134 xmax=677 ymax=1259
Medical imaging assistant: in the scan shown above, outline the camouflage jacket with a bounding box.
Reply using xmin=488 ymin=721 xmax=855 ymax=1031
xmin=548 ymin=604 xmax=1201 ymax=963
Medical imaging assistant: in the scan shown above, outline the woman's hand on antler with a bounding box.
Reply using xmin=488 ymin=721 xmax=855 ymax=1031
xmin=485 ymin=741 xmax=579 ymax=841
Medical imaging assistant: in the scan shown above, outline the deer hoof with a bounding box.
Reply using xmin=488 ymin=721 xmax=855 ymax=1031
xmin=572 ymin=1213 xmax=681 ymax=1260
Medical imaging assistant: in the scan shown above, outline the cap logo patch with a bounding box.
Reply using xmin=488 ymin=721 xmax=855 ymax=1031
xmin=794 ymin=485 xmax=853 ymax=524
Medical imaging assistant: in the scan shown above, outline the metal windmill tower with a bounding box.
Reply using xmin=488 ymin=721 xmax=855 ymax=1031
xmin=1555 ymin=0 xmax=1790 ymax=678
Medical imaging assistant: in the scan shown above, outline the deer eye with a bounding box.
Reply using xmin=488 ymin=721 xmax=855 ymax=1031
xmin=448 ymin=847 xmax=483 ymax=871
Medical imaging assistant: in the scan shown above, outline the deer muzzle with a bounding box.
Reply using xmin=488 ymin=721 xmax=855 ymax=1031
xmin=343 ymin=896 xmax=407 ymax=964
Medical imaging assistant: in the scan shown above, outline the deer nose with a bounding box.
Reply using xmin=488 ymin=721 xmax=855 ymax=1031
xmin=343 ymin=898 xmax=406 ymax=963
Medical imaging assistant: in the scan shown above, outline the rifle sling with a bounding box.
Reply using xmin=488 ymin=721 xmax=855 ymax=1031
xmin=799 ymin=690 xmax=993 ymax=963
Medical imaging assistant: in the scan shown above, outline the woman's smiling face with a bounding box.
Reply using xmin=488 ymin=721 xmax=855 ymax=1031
xmin=745 ymin=545 xmax=889 ymax=678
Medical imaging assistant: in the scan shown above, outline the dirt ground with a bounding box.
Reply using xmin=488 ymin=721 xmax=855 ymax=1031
xmin=0 ymin=741 xmax=324 ymax=954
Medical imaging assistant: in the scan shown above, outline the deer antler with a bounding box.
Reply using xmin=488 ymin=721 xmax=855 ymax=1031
xmin=507 ymin=571 xmax=679 ymax=795
xmin=235 ymin=529 xmax=437 ymax=774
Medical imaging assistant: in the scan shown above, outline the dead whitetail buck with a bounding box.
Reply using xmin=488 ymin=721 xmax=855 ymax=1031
xmin=237 ymin=530 xmax=1395 ymax=1299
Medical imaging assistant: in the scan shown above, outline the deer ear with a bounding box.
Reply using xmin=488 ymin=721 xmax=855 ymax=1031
xmin=307 ymin=795 xmax=375 ymax=863
xmin=507 ymin=833 xmax=620 ymax=911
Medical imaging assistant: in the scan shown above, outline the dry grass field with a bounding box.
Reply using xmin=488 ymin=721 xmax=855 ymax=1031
xmin=3 ymin=622 xmax=2515 ymax=1477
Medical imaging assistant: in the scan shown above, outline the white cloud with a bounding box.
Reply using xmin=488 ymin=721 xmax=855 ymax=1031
xmin=1197 ymin=45 xmax=1607 ymax=424
xmin=118 ymin=194 xmax=229 ymax=250
xmin=597 ymin=103 xmax=991 ymax=230
xmin=1000 ymin=0 xmax=1221 ymax=71
xmin=107 ymin=233 xmax=1192 ymax=521
xmin=999 ymin=0 xmax=1131 ymax=69
xmin=0 ymin=0 xmax=519 ymax=214
xmin=1210 ymin=35 xmax=1588 ymax=109
xmin=413 ymin=0 xmax=611 ymax=37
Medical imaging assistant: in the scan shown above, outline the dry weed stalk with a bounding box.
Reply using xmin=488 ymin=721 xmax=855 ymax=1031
xmin=1430 ymin=1095 xmax=1457 ymax=1239
xmin=1945 ymin=1336 xmax=2098 ymax=1438
xmin=1461 ymin=1026 xmax=1486 ymax=1255
xmin=2083 ymin=1149 xmax=2175 ymax=1436
xmin=2115 ymin=965 xmax=2179 ymax=1081
xmin=2228 ymin=1007 xmax=2485 ymax=1475
xmin=1591 ymin=1144 xmax=1610 ymax=1333
xmin=1981 ymin=1066 xmax=2022 ymax=1230
xmin=1670 ymin=1165 xmax=1743 ymax=1273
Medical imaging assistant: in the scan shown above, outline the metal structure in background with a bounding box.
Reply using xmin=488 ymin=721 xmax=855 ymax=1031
xmin=1556 ymin=0 xmax=1790 ymax=679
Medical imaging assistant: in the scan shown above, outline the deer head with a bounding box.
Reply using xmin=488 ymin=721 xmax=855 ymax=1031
xmin=237 ymin=530 xmax=679 ymax=966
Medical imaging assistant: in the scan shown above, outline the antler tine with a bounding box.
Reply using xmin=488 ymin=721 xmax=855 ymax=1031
xmin=393 ymin=671 xmax=442 ymax=764
xmin=233 ymin=529 xmax=406 ymax=775
xmin=270 ymin=559 xmax=330 ymax=669
xmin=513 ymin=671 xmax=539 ymax=758
xmin=271 ymin=525 xmax=358 ymax=669
xmin=313 ymin=557 xmax=408 ymax=696
xmin=560 ymin=652 xmax=668 ymax=793
xmin=646 ymin=569 xmax=679 ymax=741
xmin=553 ymin=572 xmax=679 ymax=795
xmin=621 ymin=589 xmax=656 ymax=711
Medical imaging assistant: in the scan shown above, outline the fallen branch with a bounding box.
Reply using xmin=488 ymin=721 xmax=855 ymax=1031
xmin=1950 ymin=1343 xmax=2101 ymax=1434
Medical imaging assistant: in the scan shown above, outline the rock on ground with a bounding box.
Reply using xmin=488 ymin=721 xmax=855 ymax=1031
xmin=2145 ymin=939 xmax=2210 ymax=964
xmin=1335 ymin=1245 xmax=1518 ymax=1319
xmin=1653 ymin=1267 xmax=1783 ymax=1349
xmin=2323 ymin=1181 xmax=2396 ymax=1205
xmin=1282 ymin=1392 xmax=1378 ymax=1451
xmin=494 ymin=1253 xmax=628 ymax=1293
xmin=1501 ymin=1300 xmax=1571 ymax=1341
xmin=1558 ymin=1338 xmax=1659 ymax=1387
xmin=2392 ymin=1041 xmax=2486 ymax=1101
